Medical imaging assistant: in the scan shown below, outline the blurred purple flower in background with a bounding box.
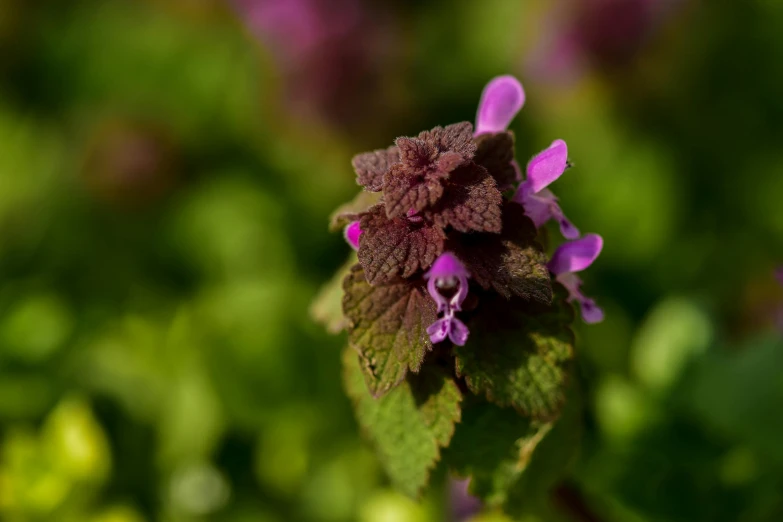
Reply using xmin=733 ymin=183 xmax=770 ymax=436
xmin=527 ymin=0 xmax=685 ymax=85
xmin=449 ymin=477 xmax=482 ymax=522
xmin=232 ymin=0 xmax=395 ymax=130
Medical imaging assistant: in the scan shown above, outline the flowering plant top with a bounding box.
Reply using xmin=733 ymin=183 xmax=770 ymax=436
xmin=316 ymin=75 xmax=604 ymax=508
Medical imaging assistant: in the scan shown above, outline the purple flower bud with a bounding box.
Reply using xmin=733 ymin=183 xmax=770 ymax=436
xmin=549 ymin=234 xmax=604 ymax=324
xmin=344 ymin=221 xmax=362 ymax=250
xmin=475 ymin=75 xmax=526 ymax=135
xmin=514 ymin=140 xmax=579 ymax=239
xmin=424 ymin=252 xmax=471 ymax=344
xmin=776 ymin=266 xmax=783 ymax=287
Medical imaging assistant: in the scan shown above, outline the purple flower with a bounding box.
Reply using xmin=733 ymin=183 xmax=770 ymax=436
xmin=449 ymin=477 xmax=482 ymax=522
xmin=424 ymin=252 xmax=470 ymax=346
xmin=344 ymin=220 xmax=362 ymax=250
xmin=475 ymin=76 xmax=526 ymax=135
xmin=514 ymin=139 xmax=580 ymax=239
xmin=526 ymin=0 xmax=686 ymax=86
xmin=548 ymin=234 xmax=604 ymax=323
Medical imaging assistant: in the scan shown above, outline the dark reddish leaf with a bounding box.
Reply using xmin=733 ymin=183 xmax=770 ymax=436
xmin=358 ymin=204 xmax=445 ymax=285
xmin=453 ymin=202 xmax=552 ymax=302
xmin=424 ymin=163 xmax=503 ymax=234
xmin=474 ymin=131 xmax=519 ymax=189
xmin=352 ymin=146 xmax=400 ymax=192
xmin=383 ymin=164 xmax=445 ymax=219
xmin=418 ymin=122 xmax=476 ymax=159
xmin=382 ymin=122 xmax=478 ymax=219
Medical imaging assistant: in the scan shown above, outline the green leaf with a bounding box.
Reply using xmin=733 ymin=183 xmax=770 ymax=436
xmin=309 ymin=254 xmax=356 ymax=334
xmin=343 ymin=349 xmax=462 ymax=497
xmin=503 ymin=386 xmax=584 ymax=517
xmin=342 ymin=264 xmax=437 ymax=397
xmin=687 ymin=334 xmax=783 ymax=463
xmin=455 ymin=284 xmax=574 ymax=420
xmin=444 ymin=389 xmax=583 ymax=513
xmin=444 ymin=397 xmax=548 ymax=507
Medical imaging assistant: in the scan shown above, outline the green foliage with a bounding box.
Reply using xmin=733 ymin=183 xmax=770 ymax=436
xmin=342 ymin=265 xmax=438 ymax=397
xmin=687 ymin=335 xmax=783 ymax=463
xmin=3 ymin=0 xmax=783 ymax=520
xmin=343 ymin=349 xmax=461 ymax=497
xmin=455 ymin=286 xmax=575 ymax=420
xmin=310 ymin=254 xmax=356 ymax=334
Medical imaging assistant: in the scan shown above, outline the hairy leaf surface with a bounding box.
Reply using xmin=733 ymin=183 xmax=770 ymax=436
xmin=344 ymin=349 xmax=462 ymax=497
xmin=343 ymin=264 xmax=437 ymax=397
xmin=455 ymin=284 xmax=574 ymax=420
xmin=454 ymin=202 xmax=551 ymax=302
xmin=353 ymin=146 xmax=400 ymax=192
xmin=357 ymin=204 xmax=444 ymax=285
xmin=424 ymin=163 xmax=503 ymax=233
xmin=474 ymin=131 xmax=518 ymax=189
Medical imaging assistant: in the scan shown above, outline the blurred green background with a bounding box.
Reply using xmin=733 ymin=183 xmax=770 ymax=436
xmin=0 ymin=0 xmax=782 ymax=521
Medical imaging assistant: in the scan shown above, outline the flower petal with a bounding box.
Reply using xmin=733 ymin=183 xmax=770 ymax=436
xmin=514 ymin=190 xmax=553 ymax=229
xmin=526 ymin=139 xmax=568 ymax=194
xmin=475 ymin=75 xmax=526 ymax=135
xmin=448 ymin=317 xmax=469 ymax=346
xmin=776 ymin=266 xmax=783 ymax=287
xmin=579 ymin=298 xmax=604 ymax=324
xmin=344 ymin=221 xmax=362 ymax=250
xmin=548 ymin=196 xmax=581 ymax=239
xmin=426 ymin=318 xmax=451 ymax=344
xmin=548 ymin=234 xmax=603 ymax=275
xmin=425 ymin=252 xmax=471 ymax=280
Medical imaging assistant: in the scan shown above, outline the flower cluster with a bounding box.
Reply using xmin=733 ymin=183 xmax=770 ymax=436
xmin=328 ymin=74 xmax=604 ymax=411
xmin=340 ymin=75 xmax=603 ymax=347
xmin=321 ymin=76 xmax=608 ymax=499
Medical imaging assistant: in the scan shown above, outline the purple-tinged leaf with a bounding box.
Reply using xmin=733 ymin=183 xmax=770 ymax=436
xmin=383 ymin=122 xmax=477 ymax=219
xmin=473 ymin=131 xmax=519 ymax=190
xmin=425 ymin=163 xmax=503 ymax=234
xmin=358 ymin=204 xmax=445 ymax=285
xmin=352 ymin=146 xmax=400 ymax=192
xmin=453 ymin=202 xmax=552 ymax=302
xmin=383 ymin=164 xmax=445 ymax=218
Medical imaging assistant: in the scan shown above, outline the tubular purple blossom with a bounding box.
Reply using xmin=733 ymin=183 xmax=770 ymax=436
xmin=344 ymin=221 xmax=362 ymax=250
xmin=424 ymin=252 xmax=470 ymax=345
xmin=548 ymin=234 xmax=604 ymax=323
xmin=514 ymin=140 xmax=580 ymax=239
xmin=475 ymin=76 xmax=526 ymax=135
